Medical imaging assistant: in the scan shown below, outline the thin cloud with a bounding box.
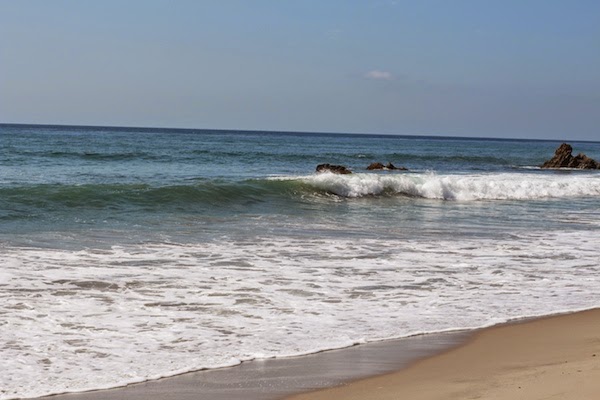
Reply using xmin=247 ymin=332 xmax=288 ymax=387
xmin=326 ymin=29 xmax=342 ymax=40
xmin=365 ymin=70 xmax=394 ymax=80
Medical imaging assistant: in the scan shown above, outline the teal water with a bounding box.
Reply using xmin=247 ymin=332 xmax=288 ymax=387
xmin=2 ymin=124 xmax=599 ymax=245
xmin=1 ymin=124 xmax=599 ymax=399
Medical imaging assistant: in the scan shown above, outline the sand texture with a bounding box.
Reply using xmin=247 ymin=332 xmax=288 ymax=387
xmin=288 ymin=308 xmax=600 ymax=400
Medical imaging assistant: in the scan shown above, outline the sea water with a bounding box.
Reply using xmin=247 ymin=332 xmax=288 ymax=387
xmin=1 ymin=124 xmax=599 ymax=399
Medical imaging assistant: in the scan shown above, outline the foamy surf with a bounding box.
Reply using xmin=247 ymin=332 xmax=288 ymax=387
xmin=1 ymin=230 xmax=599 ymax=399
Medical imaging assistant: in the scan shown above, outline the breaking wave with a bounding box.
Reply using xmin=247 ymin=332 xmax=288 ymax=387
xmin=291 ymin=171 xmax=600 ymax=200
xmin=2 ymin=172 xmax=599 ymax=213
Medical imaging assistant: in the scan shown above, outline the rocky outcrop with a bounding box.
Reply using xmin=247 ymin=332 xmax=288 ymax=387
xmin=316 ymin=163 xmax=352 ymax=174
xmin=541 ymin=143 xmax=600 ymax=169
xmin=366 ymin=162 xmax=408 ymax=171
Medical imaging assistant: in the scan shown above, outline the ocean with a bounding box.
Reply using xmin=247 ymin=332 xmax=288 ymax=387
xmin=1 ymin=124 xmax=599 ymax=399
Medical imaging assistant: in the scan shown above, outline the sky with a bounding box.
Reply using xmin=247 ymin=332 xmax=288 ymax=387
xmin=1 ymin=0 xmax=599 ymax=140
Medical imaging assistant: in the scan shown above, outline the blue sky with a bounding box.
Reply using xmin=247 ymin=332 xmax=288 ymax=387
xmin=1 ymin=0 xmax=599 ymax=140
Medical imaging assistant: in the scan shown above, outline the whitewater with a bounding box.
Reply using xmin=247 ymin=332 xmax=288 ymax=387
xmin=1 ymin=124 xmax=599 ymax=399
xmin=288 ymin=172 xmax=600 ymax=200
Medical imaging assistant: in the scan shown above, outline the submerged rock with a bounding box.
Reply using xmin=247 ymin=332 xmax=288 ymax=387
xmin=385 ymin=162 xmax=408 ymax=171
xmin=366 ymin=162 xmax=408 ymax=171
xmin=366 ymin=162 xmax=385 ymax=170
xmin=541 ymin=143 xmax=600 ymax=169
xmin=316 ymin=163 xmax=352 ymax=174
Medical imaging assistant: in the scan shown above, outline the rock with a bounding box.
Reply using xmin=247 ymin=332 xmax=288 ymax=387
xmin=386 ymin=162 xmax=408 ymax=171
xmin=541 ymin=143 xmax=574 ymax=168
xmin=316 ymin=163 xmax=352 ymax=174
xmin=366 ymin=162 xmax=408 ymax=171
xmin=571 ymin=153 xmax=600 ymax=169
xmin=366 ymin=162 xmax=385 ymax=170
xmin=541 ymin=143 xmax=600 ymax=169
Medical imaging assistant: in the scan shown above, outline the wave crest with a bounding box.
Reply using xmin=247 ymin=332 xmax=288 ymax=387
xmin=2 ymin=173 xmax=599 ymax=215
xmin=296 ymin=172 xmax=600 ymax=200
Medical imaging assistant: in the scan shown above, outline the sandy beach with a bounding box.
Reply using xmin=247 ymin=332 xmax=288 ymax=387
xmin=288 ymin=308 xmax=600 ymax=400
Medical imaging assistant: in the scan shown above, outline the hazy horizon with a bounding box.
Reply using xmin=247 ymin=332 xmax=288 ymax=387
xmin=3 ymin=122 xmax=600 ymax=144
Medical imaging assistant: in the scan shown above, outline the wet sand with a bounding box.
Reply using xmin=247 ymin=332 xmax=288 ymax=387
xmin=40 ymin=308 xmax=600 ymax=400
xmin=288 ymin=308 xmax=600 ymax=400
xmin=40 ymin=331 xmax=468 ymax=400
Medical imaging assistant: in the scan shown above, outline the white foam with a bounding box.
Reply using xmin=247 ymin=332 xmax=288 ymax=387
xmin=1 ymin=230 xmax=599 ymax=399
xmin=294 ymin=172 xmax=600 ymax=200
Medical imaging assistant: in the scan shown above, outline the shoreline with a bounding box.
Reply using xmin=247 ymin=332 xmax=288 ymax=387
xmin=34 ymin=308 xmax=599 ymax=400
xmin=37 ymin=330 xmax=469 ymax=400
xmin=288 ymin=307 xmax=600 ymax=400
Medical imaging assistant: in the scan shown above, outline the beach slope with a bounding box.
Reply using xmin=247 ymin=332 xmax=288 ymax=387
xmin=288 ymin=308 xmax=600 ymax=400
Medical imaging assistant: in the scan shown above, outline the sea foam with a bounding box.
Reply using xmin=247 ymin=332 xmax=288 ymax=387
xmin=1 ymin=230 xmax=599 ymax=399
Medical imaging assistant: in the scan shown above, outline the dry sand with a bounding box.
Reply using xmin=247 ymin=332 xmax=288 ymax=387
xmin=288 ymin=308 xmax=600 ymax=400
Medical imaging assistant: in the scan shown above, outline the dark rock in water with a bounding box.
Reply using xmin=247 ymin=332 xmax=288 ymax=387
xmin=541 ymin=143 xmax=574 ymax=168
xmin=316 ymin=163 xmax=352 ymax=174
xmin=541 ymin=143 xmax=600 ymax=169
xmin=386 ymin=162 xmax=408 ymax=171
xmin=366 ymin=162 xmax=385 ymax=170
xmin=366 ymin=162 xmax=408 ymax=171
xmin=570 ymin=153 xmax=600 ymax=169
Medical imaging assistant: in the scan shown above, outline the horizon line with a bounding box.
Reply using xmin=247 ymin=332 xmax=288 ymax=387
xmin=0 ymin=122 xmax=596 ymax=144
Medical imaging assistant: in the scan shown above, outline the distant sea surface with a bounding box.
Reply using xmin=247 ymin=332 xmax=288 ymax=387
xmin=1 ymin=124 xmax=599 ymax=399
